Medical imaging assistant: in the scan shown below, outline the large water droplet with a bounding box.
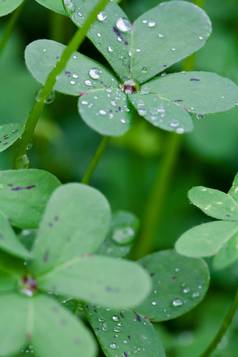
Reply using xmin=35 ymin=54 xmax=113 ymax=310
xmin=116 ymin=17 xmax=132 ymax=32
xmin=89 ymin=68 xmax=102 ymax=80
xmin=172 ymin=298 xmax=183 ymax=307
xmin=97 ymin=12 xmax=107 ymax=22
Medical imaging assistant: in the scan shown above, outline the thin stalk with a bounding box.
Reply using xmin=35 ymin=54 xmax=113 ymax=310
xmin=82 ymin=136 xmax=110 ymax=185
xmin=0 ymin=1 xmax=25 ymax=54
xmin=201 ymin=289 xmax=238 ymax=356
xmin=13 ymin=0 xmax=110 ymax=169
xmin=134 ymin=134 xmax=182 ymax=258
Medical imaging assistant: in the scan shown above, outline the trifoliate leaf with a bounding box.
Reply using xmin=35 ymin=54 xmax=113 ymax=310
xmin=0 ymin=212 xmax=31 ymax=259
xmin=35 ymin=0 xmax=67 ymax=15
xmin=0 ymin=0 xmax=23 ymax=16
xmin=129 ymin=93 xmax=193 ymax=134
xmin=131 ymin=1 xmax=212 ymax=83
xmin=0 ymin=169 xmax=60 ymax=229
xmin=0 ymin=123 xmax=22 ymax=152
xmin=175 ymin=221 xmax=238 ymax=258
xmin=86 ymin=305 xmax=165 ymax=357
xmin=31 ymin=295 xmax=96 ymax=357
xmin=144 ymin=72 xmax=238 ymax=114
xmin=38 ymin=255 xmax=151 ymax=309
xmin=32 ymin=184 xmax=111 ymax=274
xmin=64 ymin=0 xmax=131 ymax=81
xmin=188 ymin=186 xmax=238 ymax=221
xmin=137 ymin=250 xmax=209 ymax=321
xmin=0 ymin=294 xmax=29 ymax=356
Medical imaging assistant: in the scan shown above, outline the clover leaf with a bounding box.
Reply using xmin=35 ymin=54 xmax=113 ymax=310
xmin=0 ymin=123 xmax=22 ymax=152
xmin=34 ymin=0 xmax=236 ymax=136
xmin=0 ymin=169 xmax=60 ymax=228
xmin=86 ymin=305 xmax=166 ymax=357
xmin=0 ymin=0 xmax=66 ymax=17
xmin=175 ymin=173 xmax=238 ymax=270
xmin=82 ymin=250 xmax=209 ymax=355
xmin=0 ymin=179 xmax=151 ymax=356
xmin=0 ymin=0 xmax=23 ymax=16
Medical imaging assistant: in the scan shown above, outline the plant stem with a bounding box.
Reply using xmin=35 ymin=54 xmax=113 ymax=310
xmin=0 ymin=1 xmax=25 ymax=55
xmin=82 ymin=136 xmax=110 ymax=185
xmin=13 ymin=0 xmax=110 ymax=169
xmin=201 ymin=289 xmax=238 ymax=356
xmin=134 ymin=134 xmax=182 ymax=258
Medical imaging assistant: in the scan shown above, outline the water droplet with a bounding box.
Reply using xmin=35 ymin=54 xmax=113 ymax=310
xmin=171 ymin=48 xmax=176 ymax=52
xmin=97 ymin=12 xmax=107 ymax=22
xmin=182 ymin=287 xmax=190 ymax=294
xmin=116 ymin=17 xmax=132 ymax=33
xmin=158 ymin=33 xmax=165 ymax=38
xmin=84 ymin=80 xmax=92 ymax=86
xmin=99 ymin=110 xmax=107 ymax=115
xmin=151 ymin=301 xmax=157 ymax=306
xmin=176 ymin=127 xmax=185 ymax=134
xmin=110 ymin=343 xmax=117 ymax=350
xmin=148 ymin=21 xmax=156 ymax=28
xmin=70 ymin=80 xmax=76 ymax=85
xmin=89 ymin=68 xmax=102 ymax=80
xmin=112 ymin=315 xmax=119 ymax=322
xmin=108 ymin=46 xmax=113 ymax=53
xmin=172 ymin=298 xmax=183 ymax=307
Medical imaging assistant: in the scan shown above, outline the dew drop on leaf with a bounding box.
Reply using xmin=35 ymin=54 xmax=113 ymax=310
xmin=116 ymin=17 xmax=132 ymax=33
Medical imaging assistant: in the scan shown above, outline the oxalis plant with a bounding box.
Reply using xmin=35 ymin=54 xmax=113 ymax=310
xmin=0 ymin=0 xmax=238 ymax=356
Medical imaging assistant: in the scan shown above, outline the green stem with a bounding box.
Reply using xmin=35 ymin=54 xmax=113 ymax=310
xmin=134 ymin=134 xmax=182 ymax=258
xmin=13 ymin=0 xmax=110 ymax=169
xmin=0 ymin=1 xmax=25 ymax=55
xmin=201 ymin=289 xmax=238 ymax=356
xmin=82 ymin=136 xmax=110 ymax=185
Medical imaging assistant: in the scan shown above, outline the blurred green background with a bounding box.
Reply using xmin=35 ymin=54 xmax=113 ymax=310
xmin=1 ymin=0 xmax=238 ymax=355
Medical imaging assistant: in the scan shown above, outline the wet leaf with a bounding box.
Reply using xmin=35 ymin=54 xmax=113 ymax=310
xmin=78 ymin=87 xmax=131 ymax=136
xmin=64 ymin=0 xmax=131 ymax=81
xmin=35 ymin=0 xmax=67 ymax=15
xmin=137 ymin=250 xmax=210 ymax=322
xmin=38 ymin=255 xmax=151 ymax=309
xmin=25 ymin=39 xmax=117 ymax=96
xmin=0 ymin=0 xmax=23 ymax=16
xmin=176 ymin=221 xmax=238 ymax=258
xmin=97 ymin=210 xmax=139 ymax=258
xmin=228 ymin=173 xmax=238 ymax=203
xmin=32 ymin=184 xmax=111 ymax=274
xmin=0 ymin=294 xmax=28 ymax=356
xmin=129 ymin=93 xmax=193 ymax=134
xmin=0 ymin=211 xmax=31 ymax=259
xmin=0 ymin=169 xmax=60 ymax=229
xmin=31 ymin=295 xmax=96 ymax=357
xmin=86 ymin=305 xmax=165 ymax=356
xmin=0 ymin=123 xmax=22 ymax=152
xmin=144 ymin=72 xmax=238 ymax=114
xmin=188 ymin=186 xmax=238 ymax=221
xmin=131 ymin=1 xmax=211 ymax=83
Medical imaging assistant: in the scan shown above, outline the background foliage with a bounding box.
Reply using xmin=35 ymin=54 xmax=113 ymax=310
xmin=1 ymin=0 xmax=238 ymax=355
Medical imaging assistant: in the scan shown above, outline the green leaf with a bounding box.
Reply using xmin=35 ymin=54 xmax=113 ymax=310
xmin=38 ymin=255 xmax=151 ymax=309
xmin=25 ymin=39 xmax=118 ymax=97
xmin=130 ymin=1 xmax=211 ymax=83
xmin=228 ymin=173 xmax=238 ymax=203
xmin=0 ymin=123 xmax=22 ymax=152
xmin=213 ymin=232 xmax=238 ymax=270
xmin=35 ymin=0 xmax=67 ymax=15
xmin=0 ymin=270 xmax=17 ymax=293
xmin=129 ymin=93 xmax=193 ymax=134
xmin=31 ymin=295 xmax=96 ymax=357
xmin=137 ymin=250 xmax=209 ymax=322
xmin=175 ymin=221 xmax=238 ymax=258
xmin=0 ymin=169 xmax=60 ymax=229
xmin=86 ymin=305 xmax=165 ymax=357
xmin=32 ymin=184 xmax=111 ymax=274
xmin=189 ymin=186 xmax=238 ymax=221
xmin=78 ymin=87 xmax=131 ymax=136
xmin=0 ymin=211 xmax=30 ymax=259
xmin=64 ymin=0 xmax=131 ymax=80
xmin=0 ymin=0 xmax=23 ymax=16
xmin=0 ymin=294 xmax=28 ymax=356
xmin=144 ymin=72 xmax=238 ymax=115
xmin=97 ymin=210 xmax=139 ymax=258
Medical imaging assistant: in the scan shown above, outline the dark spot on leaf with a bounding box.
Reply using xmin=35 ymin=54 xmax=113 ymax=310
xmin=172 ymin=275 xmax=176 ymax=280
xmin=150 ymin=272 xmax=155 ymax=277
xmin=174 ymin=99 xmax=183 ymax=103
xmin=74 ymin=337 xmax=81 ymax=345
xmin=11 ymin=184 xmax=36 ymax=192
xmin=43 ymin=250 xmax=49 ymax=262
xmin=60 ymin=318 xmax=67 ymax=326
xmin=124 ymin=353 xmax=129 ymax=357
xmin=120 ymin=312 xmax=124 ymax=319
xmin=128 ymin=335 xmax=131 ymax=340
xmin=190 ymin=77 xmax=200 ymax=82
xmin=135 ymin=313 xmax=142 ymax=322
xmin=113 ymin=26 xmax=128 ymax=45
xmin=105 ymin=286 xmax=120 ymax=293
